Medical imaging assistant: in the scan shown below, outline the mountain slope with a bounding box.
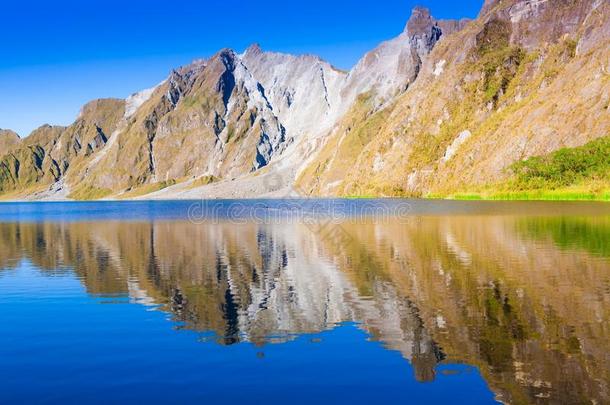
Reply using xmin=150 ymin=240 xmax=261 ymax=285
xmin=0 ymin=125 xmax=66 ymax=195
xmin=298 ymin=0 xmax=610 ymax=197
xmin=0 ymin=99 xmax=125 ymax=199
xmin=66 ymin=50 xmax=289 ymax=199
xmin=0 ymin=130 xmax=20 ymax=154
xmin=0 ymin=1 xmax=608 ymax=200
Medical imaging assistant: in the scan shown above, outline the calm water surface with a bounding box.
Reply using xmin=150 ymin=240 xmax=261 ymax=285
xmin=0 ymin=200 xmax=608 ymax=404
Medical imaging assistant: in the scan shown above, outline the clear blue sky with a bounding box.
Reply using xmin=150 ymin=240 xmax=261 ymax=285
xmin=0 ymin=0 xmax=482 ymax=137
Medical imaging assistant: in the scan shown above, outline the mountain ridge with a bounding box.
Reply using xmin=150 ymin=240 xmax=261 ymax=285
xmin=1 ymin=1 xmax=608 ymax=200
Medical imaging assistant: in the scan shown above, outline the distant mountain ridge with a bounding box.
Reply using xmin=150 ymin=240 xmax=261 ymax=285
xmin=1 ymin=0 xmax=608 ymax=200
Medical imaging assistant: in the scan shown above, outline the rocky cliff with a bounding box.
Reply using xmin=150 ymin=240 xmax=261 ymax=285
xmin=1 ymin=0 xmax=608 ymax=200
xmin=298 ymin=0 xmax=610 ymax=197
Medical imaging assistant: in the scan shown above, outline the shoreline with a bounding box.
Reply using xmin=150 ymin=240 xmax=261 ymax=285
xmin=1 ymin=195 xmax=609 ymax=203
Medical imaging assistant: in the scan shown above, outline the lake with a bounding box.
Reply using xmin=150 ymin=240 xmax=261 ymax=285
xmin=0 ymin=200 xmax=608 ymax=404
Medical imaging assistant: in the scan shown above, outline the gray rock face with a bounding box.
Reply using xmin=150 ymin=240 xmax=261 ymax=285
xmin=241 ymin=44 xmax=346 ymax=142
xmin=577 ymin=1 xmax=610 ymax=55
xmin=477 ymin=0 xmax=605 ymax=50
xmin=223 ymin=7 xmax=466 ymax=189
xmin=505 ymin=0 xmax=601 ymax=49
xmin=344 ymin=7 xmax=462 ymax=105
xmin=437 ymin=19 xmax=472 ymax=37
xmin=147 ymin=49 xmax=287 ymax=182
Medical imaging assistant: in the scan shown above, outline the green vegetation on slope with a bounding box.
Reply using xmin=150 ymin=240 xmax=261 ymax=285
xmin=186 ymin=175 xmax=219 ymax=190
xmin=296 ymin=93 xmax=395 ymax=195
xmin=444 ymin=136 xmax=610 ymax=201
xmin=68 ymin=184 xmax=113 ymax=201
xmin=117 ymin=180 xmax=178 ymax=199
xmin=510 ymin=136 xmax=610 ymax=190
xmin=0 ymin=146 xmax=57 ymax=193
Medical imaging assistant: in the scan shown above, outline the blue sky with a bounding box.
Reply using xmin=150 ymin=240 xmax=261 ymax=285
xmin=0 ymin=0 xmax=482 ymax=137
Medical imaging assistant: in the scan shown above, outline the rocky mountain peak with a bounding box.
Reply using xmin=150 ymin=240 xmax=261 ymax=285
xmin=0 ymin=129 xmax=20 ymax=142
xmin=405 ymin=6 xmax=436 ymax=36
xmin=243 ymin=43 xmax=263 ymax=57
xmin=77 ymin=98 xmax=125 ymax=126
xmin=217 ymin=48 xmax=238 ymax=70
xmin=405 ymin=6 xmax=471 ymax=40
xmin=0 ymin=129 xmax=21 ymax=156
xmin=402 ymin=6 xmax=443 ymax=63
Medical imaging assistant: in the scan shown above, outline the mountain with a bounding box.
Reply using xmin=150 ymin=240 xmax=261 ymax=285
xmin=298 ymin=0 xmax=610 ymax=197
xmin=1 ymin=0 xmax=608 ymax=200
xmin=0 ymin=99 xmax=124 ymax=198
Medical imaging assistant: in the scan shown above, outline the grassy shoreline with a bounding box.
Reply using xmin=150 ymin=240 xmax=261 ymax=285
xmin=439 ymin=136 xmax=610 ymax=202
xmin=442 ymin=191 xmax=610 ymax=202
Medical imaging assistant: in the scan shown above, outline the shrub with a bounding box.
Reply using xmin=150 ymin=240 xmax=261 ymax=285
xmin=511 ymin=136 xmax=610 ymax=189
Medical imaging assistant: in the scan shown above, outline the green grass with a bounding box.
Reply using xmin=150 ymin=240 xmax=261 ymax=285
xmin=439 ymin=136 xmax=610 ymax=202
xmin=68 ymin=185 xmax=113 ymax=200
xmin=480 ymin=46 xmax=524 ymax=104
xmin=510 ymin=136 xmax=610 ymax=190
xmin=186 ymin=175 xmax=219 ymax=190
xmin=448 ymin=190 xmax=610 ymax=202
xmin=119 ymin=180 xmax=177 ymax=199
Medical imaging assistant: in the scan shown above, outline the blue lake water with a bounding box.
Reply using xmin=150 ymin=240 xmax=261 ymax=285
xmin=1 ymin=200 xmax=608 ymax=404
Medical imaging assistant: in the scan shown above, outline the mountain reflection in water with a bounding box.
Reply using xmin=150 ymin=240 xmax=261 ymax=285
xmin=0 ymin=210 xmax=608 ymax=404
